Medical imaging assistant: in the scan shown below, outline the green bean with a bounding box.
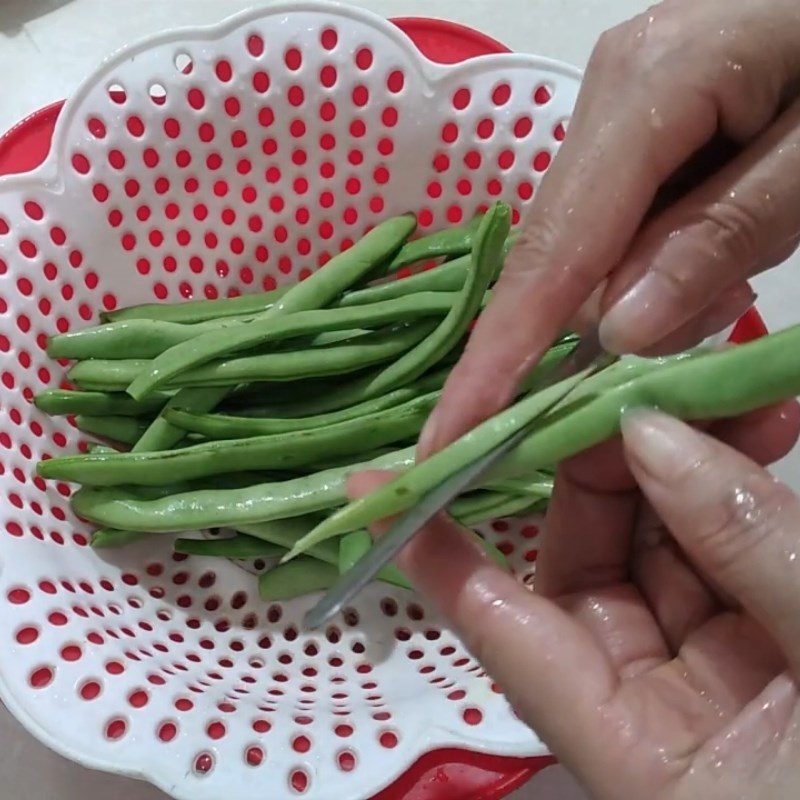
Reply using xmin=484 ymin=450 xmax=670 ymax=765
xmin=112 ymin=472 xmax=283 ymax=502
xmin=69 ymin=446 xmax=416 ymax=532
xmin=174 ymin=535 xmax=285 ymax=559
xmin=381 ymin=214 xmax=483 ymax=274
xmin=166 ymin=387 xmax=442 ymax=438
xmin=48 ymin=316 xmax=252 ymax=360
xmin=133 ymin=386 xmax=229 ymax=452
xmin=265 ymin=214 xmax=416 ymax=318
xmin=90 ymin=470 xmax=270 ymax=550
xmin=236 ymin=518 xmax=339 ymax=564
xmin=68 ymin=321 xmax=437 ymax=391
xmin=339 ymin=531 xmax=412 ymax=589
xmin=92 ymin=529 xmax=148 ymax=548
xmin=34 ymin=389 xmax=172 ymax=417
xmin=259 ymin=558 xmax=339 ymax=601
xmin=75 ymin=415 xmax=151 ymax=445
xmin=339 ymin=233 xmax=516 ymax=308
xmin=68 ymin=449 xmax=550 ymax=536
xmin=127 ymin=291 xmax=464 ymax=399
xmin=41 ymin=393 xmax=437 ymax=486
xmin=236 ymin=363 xmax=454 ymax=419
xmin=166 ymin=389 xmax=439 ymax=440
xmin=341 ymin=256 xmax=472 ymax=307
xmin=101 ymin=285 xmax=291 ymax=324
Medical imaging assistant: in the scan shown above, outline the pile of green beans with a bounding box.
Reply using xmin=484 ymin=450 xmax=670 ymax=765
xmin=38 ymin=205 xmax=553 ymax=601
xmin=41 ymin=202 xmax=794 ymax=606
xmin=40 ymin=203 xmax=800 ymax=601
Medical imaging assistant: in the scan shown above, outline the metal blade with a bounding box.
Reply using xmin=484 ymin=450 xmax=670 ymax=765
xmin=304 ymin=330 xmax=608 ymax=629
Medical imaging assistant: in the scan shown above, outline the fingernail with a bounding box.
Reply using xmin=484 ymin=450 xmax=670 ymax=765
xmin=621 ymin=408 xmax=707 ymax=483
xmin=599 ymin=271 xmax=676 ymax=354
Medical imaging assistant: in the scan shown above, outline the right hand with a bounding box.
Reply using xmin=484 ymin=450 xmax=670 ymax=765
xmin=421 ymin=0 xmax=800 ymax=457
xmin=351 ymin=401 xmax=800 ymax=800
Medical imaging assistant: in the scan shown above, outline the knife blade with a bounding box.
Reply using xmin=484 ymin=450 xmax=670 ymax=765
xmin=304 ymin=329 xmax=610 ymax=629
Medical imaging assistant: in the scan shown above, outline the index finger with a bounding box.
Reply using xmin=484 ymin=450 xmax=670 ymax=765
xmin=419 ymin=15 xmax=724 ymax=456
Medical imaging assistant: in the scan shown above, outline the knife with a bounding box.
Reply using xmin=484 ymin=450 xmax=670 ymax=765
xmin=304 ymin=329 xmax=610 ymax=629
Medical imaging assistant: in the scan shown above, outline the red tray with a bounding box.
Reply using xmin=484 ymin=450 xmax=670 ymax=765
xmin=0 ymin=14 xmax=765 ymax=800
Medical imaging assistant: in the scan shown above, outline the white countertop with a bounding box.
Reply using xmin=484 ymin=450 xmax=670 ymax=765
xmin=1 ymin=2 xmax=798 ymax=799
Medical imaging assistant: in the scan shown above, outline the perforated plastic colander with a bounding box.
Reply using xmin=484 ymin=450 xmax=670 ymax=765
xmin=0 ymin=4 xmax=767 ymax=800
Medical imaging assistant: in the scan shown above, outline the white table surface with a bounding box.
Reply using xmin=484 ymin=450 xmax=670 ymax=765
xmin=1 ymin=2 xmax=798 ymax=799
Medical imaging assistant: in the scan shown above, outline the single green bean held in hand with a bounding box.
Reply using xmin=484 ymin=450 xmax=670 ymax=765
xmin=284 ymin=356 xmax=698 ymax=554
xmin=127 ymin=290 xmax=465 ymax=399
xmin=286 ymin=328 xmax=800 ymax=558
xmin=41 ymin=393 xmax=437 ymax=486
xmin=68 ymin=321 xmax=436 ymax=391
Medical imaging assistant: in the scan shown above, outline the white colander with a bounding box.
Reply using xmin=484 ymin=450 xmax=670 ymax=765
xmin=0 ymin=3 xmax=581 ymax=798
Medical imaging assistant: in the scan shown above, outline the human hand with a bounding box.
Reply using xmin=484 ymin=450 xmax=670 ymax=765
xmin=350 ymin=401 xmax=800 ymax=800
xmin=421 ymin=0 xmax=800 ymax=455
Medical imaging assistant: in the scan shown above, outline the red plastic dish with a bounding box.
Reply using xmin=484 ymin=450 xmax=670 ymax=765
xmin=0 ymin=14 xmax=765 ymax=800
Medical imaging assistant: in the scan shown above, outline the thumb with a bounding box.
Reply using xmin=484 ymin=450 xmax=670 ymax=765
xmin=346 ymin=470 xmax=617 ymax=763
xmin=622 ymin=409 xmax=800 ymax=671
